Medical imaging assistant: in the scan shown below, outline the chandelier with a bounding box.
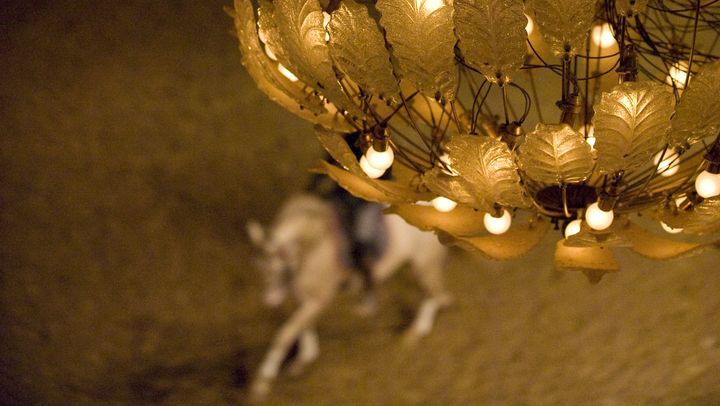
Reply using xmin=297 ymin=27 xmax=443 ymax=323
xmin=231 ymin=0 xmax=720 ymax=282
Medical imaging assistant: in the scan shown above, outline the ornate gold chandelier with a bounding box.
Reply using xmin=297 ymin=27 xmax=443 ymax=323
xmin=231 ymin=0 xmax=720 ymax=282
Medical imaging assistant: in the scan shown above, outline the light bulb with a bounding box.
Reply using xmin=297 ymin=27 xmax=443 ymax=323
xmin=360 ymin=155 xmax=386 ymax=178
xmin=431 ymin=196 xmax=457 ymax=212
xmin=564 ymin=219 xmax=583 ymax=239
xmin=666 ymin=62 xmax=689 ymax=89
xmin=483 ymin=210 xmax=512 ymax=235
xmin=416 ymin=0 xmax=444 ymax=14
xmin=660 ymin=221 xmax=683 ymax=234
xmin=580 ymin=125 xmax=595 ymax=148
xmin=585 ymin=202 xmax=614 ymax=231
xmin=439 ymin=153 xmax=459 ymax=176
xmin=653 ymin=150 xmax=679 ymax=177
xmin=322 ymin=11 xmax=331 ymax=42
xmin=592 ymin=23 xmax=616 ymax=48
xmin=278 ymin=64 xmax=298 ymax=82
xmin=525 ymin=14 xmax=534 ymax=35
xmin=695 ymin=170 xmax=720 ymax=198
xmin=365 ymin=146 xmax=394 ymax=170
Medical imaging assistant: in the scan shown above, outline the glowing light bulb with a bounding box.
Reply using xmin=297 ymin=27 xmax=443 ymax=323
xmin=585 ymin=202 xmax=614 ymax=231
xmin=525 ymin=14 xmax=534 ymax=35
xmin=431 ymin=196 xmax=457 ymax=212
xmin=322 ymin=11 xmax=331 ymax=42
xmin=365 ymin=146 xmax=394 ymax=170
xmin=580 ymin=125 xmax=595 ymax=148
xmin=666 ymin=62 xmax=689 ymax=89
xmin=483 ymin=210 xmax=512 ymax=235
xmin=564 ymin=219 xmax=583 ymax=239
xmin=416 ymin=0 xmax=444 ymax=14
xmin=695 ymin=170 xmax=720 ymax=198
xmin=653 ymin=150 xmax=680 ymax=177
xmin=591 ymin=23 xmax=616 ymax=48
xmin=278 ymin=64 xmax=298 ymax=82
xmin=359 ymin=155 xmax=386 ymax=179
xmin=660 ymin=221 xmax=683 ymax=234
xmin=439 ymin=153 xmax=458 ymax=176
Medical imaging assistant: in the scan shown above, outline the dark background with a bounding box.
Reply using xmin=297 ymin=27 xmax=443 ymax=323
xmin=2 ymin=1 xmax=720 ymax=404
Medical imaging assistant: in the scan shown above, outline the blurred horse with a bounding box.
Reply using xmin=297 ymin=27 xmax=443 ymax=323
xmin=246 ymin=193 xmax=450 ymax=398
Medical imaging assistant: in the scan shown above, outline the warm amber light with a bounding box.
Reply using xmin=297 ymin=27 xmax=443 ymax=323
xmin=564 ymin=219 xmax=582 ymax=239
xmin=431 ymin=196 xmax=457 ymax=212
xmin=278 ymin=64 xmax=299 ymax=82
xmin=585 ymin=202 xmax=614 ymax=231
xmin=661 ymin=221 xmax=683 ymax=234
xmin=483 ymin=210 xmax=512 ymax=235
xmin=666 ymin=62 xmax=689 ymax=89
xmin=416 ymin=0 xmax=444 ymax=14
xmin=653 ymin=150 xmax=679 ymax=177
xmin=525 ymin=14 xmax=534 ymax=35
xmin=592 ymin=23 xmax=616 ymax=48
xmin=359 ymin=155 xmax=386 ymax=178
xmin=695 ymin=170 xmax=720 ymax=198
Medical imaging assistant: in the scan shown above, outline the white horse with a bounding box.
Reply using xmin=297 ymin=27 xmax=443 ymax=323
xmin=246 ymin=194 xmax=450 ymax=397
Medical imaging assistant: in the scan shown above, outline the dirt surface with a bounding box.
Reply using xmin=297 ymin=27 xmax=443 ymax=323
xmin=1 ymin=1 xmax=720 ymax=405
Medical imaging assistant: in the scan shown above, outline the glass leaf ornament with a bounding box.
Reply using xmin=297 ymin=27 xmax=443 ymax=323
xmin=660 ymin=197 xmax=720 ymax=235
xmin=445 ymin=134 xmax=528 ymax=208
xmin=268 ymin=0 xmax=364 ymax=118
xmin=563 ymin=221 xmax=631 ymax=248
xmin=376 ymin=0 xmax=458 ymax=100
xmin=622 ymin=221 xmax=705 ymax=259
xmin=422 ymin=168 xmax=491 ymax=211
xmin=454 ymin=0 xmax=527 ymax=83
xmin=314 ymin=127 xmax=433 ymax=203
xmin=389 ymin=204 xmax=549 ymax=259
xmin=668 ymin=61 xmax=720 ymax=148
xmin=234 ymin=0 xmax=355 ymax=131
xmin=615 ymin=0 xmax=648 ymax=16
xmin=517 ymin=123 xmax=593 ymax=184
xmin=553 ymin=240 xmax=619 ymax=284
xmin=447 ymin=217 xmax=549 ymax=259
xmin=328 ymin=1 xmax=400 ymax=103
xmin=388 ymin=204 xmax=490 ymax=236
xmin=593 ymin=82 xmax=674 ymax=174
xmin=313 ymin=161 xmax=433 ymax=204
xmin=530 ymin=0 xmax=595 ymax=56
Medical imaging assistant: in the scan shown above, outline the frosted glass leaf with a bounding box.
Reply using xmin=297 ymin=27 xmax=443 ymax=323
xmin=449 ymin=217 xmax=549 ymax=259
xmin=623 ymin=222 xmax=705 ymax=259
xmin=593 ymin=82 xmax=674 ymax=173
xmin=376 ymin=0 xmax=458 ymax=100
xmin=615 ymin=0 xmax=648 ymax=16
xmin=445 ymin=134 xmax=528 ymax=207
xmin=270 ymin=0 xmax=363 ymax=118
xmin=563 ymin=221 xmax=631 ymax=248
xmin=389 ymin=205 xmax=549 ymax=259
xmin=669 ymin=61 xmax=720 ymax=148
xmin=531 ymin=0 xmax=594 ymax=56
xmin=328 ymin=1 xmax=399 ymax=103
xmin=663 ymin=197 xmax=720 ymax=235
xmin=313 ymin=161 xmax=433 ymax=204
xmin=517 ymin=123 xmax=593 ymax=184
xmin=234 ymin=0 xmax=352 ymax=131
xmin=422 ymin=168 xmax=492 ymax=211
xmin=314 ymin=125 xmax=360 ymax=171
xmin=554 ymin=240 xmax=619 ymax=284
xmin=387 ymin=204 xmax=489 ymax=236
xmin=454 ymin=0 xmax=527 ymax=83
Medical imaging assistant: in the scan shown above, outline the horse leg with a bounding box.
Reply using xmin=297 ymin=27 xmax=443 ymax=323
xmin=252 ymin=302 xmax=324 ymax=398
xmin=406 ymin=250 xmax=452 ymax=340
xmin=287 ymin=328 xmax=319 ymax=376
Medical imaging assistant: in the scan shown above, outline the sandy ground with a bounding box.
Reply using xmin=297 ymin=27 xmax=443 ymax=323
xmin=1 ymin=1 xmax=720 ymax=404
